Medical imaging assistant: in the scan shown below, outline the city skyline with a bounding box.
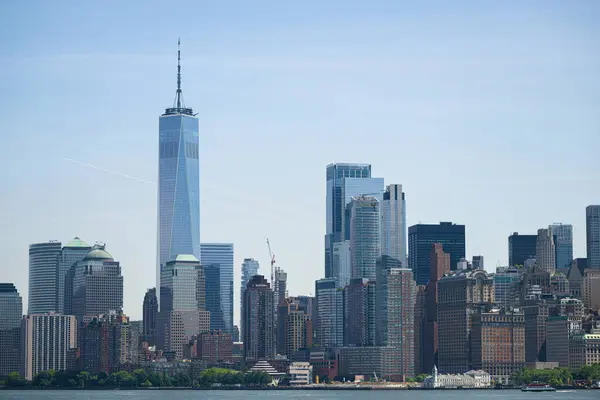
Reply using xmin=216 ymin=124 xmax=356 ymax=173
xmin=2 ymin=1 xmax=599 ymax=320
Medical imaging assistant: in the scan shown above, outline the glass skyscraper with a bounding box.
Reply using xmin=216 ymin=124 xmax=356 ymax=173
xmin=157 ymin=41 xmax=200 ymax=305
xmin=28 ymin=241 xmax=62 ymax=314
xmin=341 ymin=177 xmax=384 ymax=241
xmin=201 ymin=243 xmax=234 ymax=333
xmin=325 ymin=163 xmax=372 ymax=278
xmin=349 ymin=195 xmax=381 ymax=280
xmin=57 ymin=237 xmax=91 ymax=313
xmin=0 ymin=283 xmax=22 ymax=376
xmin=549 ymin=223 xmax=573 ymax=271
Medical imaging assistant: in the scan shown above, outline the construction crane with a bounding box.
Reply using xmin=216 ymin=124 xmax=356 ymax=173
xmin=266 ymin=238 xmax=276 ymax=285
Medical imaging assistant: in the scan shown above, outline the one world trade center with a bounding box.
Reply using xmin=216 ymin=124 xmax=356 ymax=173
xmin=157 ymin=40 xmax=200 ymax=306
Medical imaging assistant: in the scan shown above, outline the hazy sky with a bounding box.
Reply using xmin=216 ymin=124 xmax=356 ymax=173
xmin=1 ymin=1 xmax=598 ymax=321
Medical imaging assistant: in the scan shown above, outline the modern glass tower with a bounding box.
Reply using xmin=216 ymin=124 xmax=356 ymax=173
xmin=157 ymin=40 xmax=200 ymax=306
xmin=201 ymin=243 xmax=234 ymax=333
xmin=28 ymin=241 xmax=62 ymax=314
xmin=325 ymin=163 xmax=372 ymax=278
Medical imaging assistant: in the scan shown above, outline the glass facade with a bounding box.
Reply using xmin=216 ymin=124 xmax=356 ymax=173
xmin=157 ymin=113 xmax=200 ymax=305
xmin=28 ymin=241 xmax=62 ymax=314
xmin=325 ymin=163 xmax=372 ymax=278
xmin=57 ymin=237 xmax=91 ymax=313
xmin=382 ymin=184 xmax=407 ymax=266
xmin=315 ymin=278 xmax=344 ymax=348
xmin=160 ymin=255 xmax=201 ymax=312
xmin=549 ymin=223 xmax=573 ymax=271
xmin=587 ymin=206 xmax=600 ymax=269
xmin=408 ymin=222 xmax=466 ymax=285
xmin=201 ymin=243 xmax=234 ymax=333
xmin=349 ymin=196 xmax=381 ymax=280
xmin=0 ymin=283 xmax=22 ymax=376
xmin=508 ymin=232 xmax=537 ymax=268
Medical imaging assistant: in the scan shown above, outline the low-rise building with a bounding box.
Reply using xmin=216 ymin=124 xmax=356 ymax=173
xmin=288 ymin=362 xmax=313 ymax=385
xmin=423 ymin=366 xmax=491 ymax=388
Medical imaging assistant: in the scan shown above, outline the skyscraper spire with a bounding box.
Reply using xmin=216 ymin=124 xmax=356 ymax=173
xmin=164 ymin=38 xmax=193 ymax=116
xmin=176 ymin=37 xmax=182 ymax=109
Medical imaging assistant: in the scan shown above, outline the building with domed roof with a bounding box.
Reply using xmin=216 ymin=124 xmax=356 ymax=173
xmin=57 ymin=237 xmax=92 ymax=313
xmin=64 ymin=243 xmax=123 ymax=322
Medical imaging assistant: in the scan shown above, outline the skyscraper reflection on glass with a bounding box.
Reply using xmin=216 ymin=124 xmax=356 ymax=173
xmin=157 ymin=41 xmax=200 ymax=306
xmin=201 ymin=243 xmax=234 ymax=333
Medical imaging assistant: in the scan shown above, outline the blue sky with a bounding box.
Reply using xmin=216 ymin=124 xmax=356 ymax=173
xmin=1 ymin=1 xmax=598 ymax=321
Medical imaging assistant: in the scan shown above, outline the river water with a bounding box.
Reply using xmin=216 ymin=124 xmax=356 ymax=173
xmin=1 ymin=390 xmax=597 ymax=400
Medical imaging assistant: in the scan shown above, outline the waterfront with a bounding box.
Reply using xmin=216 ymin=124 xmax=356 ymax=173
xmin=1 ymin=390 xmax=598 ymax=400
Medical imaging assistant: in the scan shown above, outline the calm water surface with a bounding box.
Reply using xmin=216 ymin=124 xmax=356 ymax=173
xmin=1 ymin=390 xmax=597 ymax=400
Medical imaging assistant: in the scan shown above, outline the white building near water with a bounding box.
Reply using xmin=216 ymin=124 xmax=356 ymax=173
xmin=423 ymin=366 xmax=491 ymax=388
xmin=289 ymin=362 xmax=313 ymax=385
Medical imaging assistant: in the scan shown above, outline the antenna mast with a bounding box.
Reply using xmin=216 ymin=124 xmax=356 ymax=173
xmin=176 ymin=38 xmax=182 ymax=110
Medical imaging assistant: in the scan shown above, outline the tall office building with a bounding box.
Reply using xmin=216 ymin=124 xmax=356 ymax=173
xmin=28 ymin=241 xmax=62 ymax=314
xmin=142 ymin=288 xmax=158 ymax=344
xmin=437 ymin=270 xmax=494 ymax=373
xmin=0 ymin=283 xmax=22 ymax=376
xmin=508 ymin=232 xmax=537 ymax=268
xmin=494 ymin=267 xmax=521 ymax=309
xmin=57 ymin=237 xmax=91 ymax=313
xmin=332 ymin=240 xmax=351 ymax=288
xmin=381 ymin=184 xmax=407 ymax=266
xmin=341 ymin=177 xmax=384 ymax=241
xmin=278 ymin=299 xmax=313 ymax=357
xmin=204 ymin=264 xmax=223 ymax=332
xmin=536 ymin=228 xmax=556 ymax=275
xmin=315 ymin=278 xmax=344 ymax=348
xmin=587 ymin=206 xmax=600 ymax=269
xmin=349 ymin=195 xmax=381 ymax=280
xmin=472 ymin=255 xmax=484 ymax=270
xmin=156 ymin=255 xmax=210 ymax=359
xmin=408 ymin=222 xmax=466 ymax=285
xmin=243 ymin=275 xmax=275 ymax=361
xmin=344 ymin=278 xmax=376 ymax=346
xmin=240 ymin=258 xmax=260 ymax=335
xmin=157 ymin=41 xmax=201 ymax=306
xmin=549 ymin=223 xmax=573 ymax=271
xmin=200 ymin=243 xmax=234 ymax=333
xmin=376 ymin=256 xmax=416 ymax=378
xmin=64 ymin=244 xmax=123 ymax=322
xmin=325 ymin=163 xmax=372 ymax=278
xmin=21 ymin=313 xmax=77 ymax=381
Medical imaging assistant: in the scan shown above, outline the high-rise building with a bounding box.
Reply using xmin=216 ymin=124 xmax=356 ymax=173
xmin=325 ymin=163 xmax=372 ymax=278
xmin=315 ymin=278 xmax=344 ymax=348
xmin=243 ymin=275 xmax=275 ymax=361
xmin=349 ymin=195 xmax=381 ymax=280
xmin=28 ymin=241 xmax=62 ymax=314
xmin=64 ymin=244 xmax=123 ymax=322
xmin=273 ymin=267 xmax=287 ymax=307
xmin=583 ymin=269 xmax=600 ymax=311
xmin=142 ymin=288 xmax=158 ymax=344
xmin=278 ymin=299 xmax=312 ymax=357
xmin=549 ymin=223 xmax=573 ymax=271
xmin=157 ymin=41 xmax=201 ymax=306
xmin=204 ymin=264 xmax=223 ymax=332
xmin=493 ymin=267 xmax=521 ymax=309
xmin=332 ymin=240 xmax=351 ymax=288
xmin=471 ymin=309 xmax=525 ymax=383
xmin=587 ymin=205 xmax=600 ymax=269
xmin=376 ymin=256 xmax=416 ymax=378
xmin=437 ymin=270 xmax=494 ymax=373
xmin=200 ymin=243 xmax=234 ymax=333
xmin=408 ymin=222 xmax=466 ymax=285
xmin=343 ymin=278 xmax=376 ymax=346
xmin=508 ymin=232 xmax=537 ymax=268
xmin=156 ymin=254 xmax=210 ymax=359
xmin=240 ymin=258 xmax=260 ymax=335
xmin=381 ymin=184 xmax=407 ymax=266
xmin=414 ymin=285 xmax=427 ymax=375
xmin=21 ymin=313 xmax=77 ymax=381
xmin=0 ymin=283 xmax=22 ymax=376
xmin=341 ymin=177 xmax=384 ymax=241
xmin=472 ymin=255 xmax=484 ymax=270
xmin=536 ymin=228 xmax=556 ymax=275
xmin=57 ymin=237 xmax=91 ymax=314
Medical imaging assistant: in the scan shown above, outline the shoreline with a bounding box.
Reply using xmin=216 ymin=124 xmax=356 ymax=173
xmin=2 ymin=386 xmax=598 ymax=391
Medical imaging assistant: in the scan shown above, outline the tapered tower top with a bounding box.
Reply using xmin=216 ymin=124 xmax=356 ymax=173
xmin=164 ymin=38 xmax=195 ymax=116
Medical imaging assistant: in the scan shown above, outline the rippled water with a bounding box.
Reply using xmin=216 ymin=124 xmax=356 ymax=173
xmin=1 ymin=390 xmax=597 ymax=400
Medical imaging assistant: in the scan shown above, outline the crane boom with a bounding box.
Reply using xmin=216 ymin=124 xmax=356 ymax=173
xmin=266 ymin=238 xmax=275 ymax=285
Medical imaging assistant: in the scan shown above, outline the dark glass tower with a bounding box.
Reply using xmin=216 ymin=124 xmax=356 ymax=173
xmin=408 ymin=222 xmax=466 ymax=285
xmin=0 ymin=283 xmax=22 ymax=376
xmin=508 ymin=232 xmax=537 ymax=268
xmin=143 ymin=288 xmax=158 ymax=344
xmin=157 ymin=40 xmax=200 ymax=307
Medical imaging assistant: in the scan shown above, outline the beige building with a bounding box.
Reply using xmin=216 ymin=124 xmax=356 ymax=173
xmin=569 ymin=326 xmax=600 ymax=369
xmin=583 ymin=269 xmax=600 ymax=311
xmin=22 ymin=313 xmax=77 ymax=381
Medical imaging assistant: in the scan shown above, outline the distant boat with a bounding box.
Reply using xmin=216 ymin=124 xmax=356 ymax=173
xmin=521 ymin=383 xmax=556 ymax=392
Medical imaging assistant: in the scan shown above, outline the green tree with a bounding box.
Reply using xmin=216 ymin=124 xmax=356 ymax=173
xmin=6 ymin=372 xmax=28 ymax=387
xmin=133 ymin=369 xmax=148 ymax=386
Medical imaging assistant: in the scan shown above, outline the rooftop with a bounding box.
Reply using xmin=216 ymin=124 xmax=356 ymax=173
xmin=64 ymin=236 xmax=91 ymax=248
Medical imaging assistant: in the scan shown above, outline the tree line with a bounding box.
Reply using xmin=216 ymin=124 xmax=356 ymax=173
xmin=1 ymin=368 xmax=273 ymax=389
xmin=513 ymin=364 xmax=600 ymax=386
